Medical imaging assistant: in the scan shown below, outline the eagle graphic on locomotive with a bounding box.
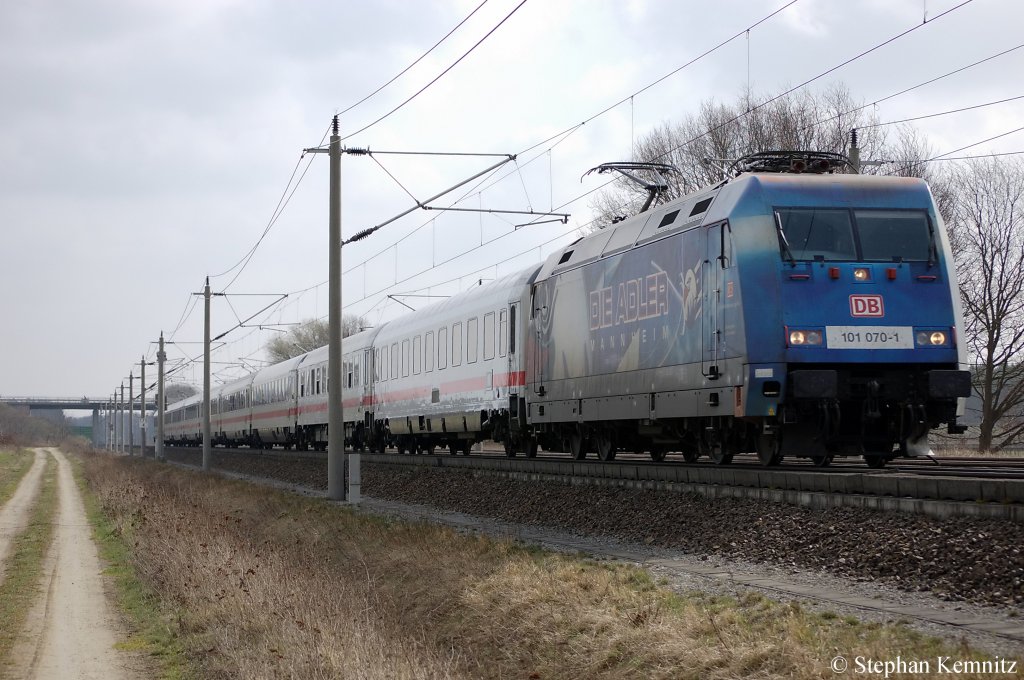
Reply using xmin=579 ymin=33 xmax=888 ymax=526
xmin=164 ymin=151 xmax=970 ymax=468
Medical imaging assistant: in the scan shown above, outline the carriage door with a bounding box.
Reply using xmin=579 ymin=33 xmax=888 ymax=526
xmin=507 ymin=302 xmax=519 ymax=395
xmin=702 ymin=222 xmax=726 ymax=379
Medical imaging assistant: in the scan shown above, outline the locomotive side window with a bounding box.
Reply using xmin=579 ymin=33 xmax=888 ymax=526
xmin=452 ymin=322 xmax=463 ymax=367
xmin=467 ymin=317 xmax=478 ymax=364
xmin=775 ymin=208 xmax=856 ymax=261
xmin=484 ymin=312 xmax=495 ymax=360
xmin=498 ymin=309 xmax=507 ymax=357
xmin=855 ymin=210 xmax=932 ymax=262
xmin=438 ymin=327 xmax=447 ymax=370
xmin=425 ymin=332 xmax=434 ymax=372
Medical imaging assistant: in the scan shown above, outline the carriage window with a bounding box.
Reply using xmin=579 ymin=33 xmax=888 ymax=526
xmin=425 ymin=331 xmax=434 ymax=372
xmin=315 ymin=368 xmax=321 ymax=395
xmin=483 ymin=312 xmax=495 ymax=360
xmin=402 ymin=339 xmax=410 ymax=378
xmin=467 ymin=317 xmax=478 ymax=364
xmin=438 ymin=327 xmax=448 ymax=370
xmin=452 ymin=322 xmax=463 ymax=367
xmin=855 ymin=210 xmax=932 ymax=262
xmin=775 ymin=208 xmax=856 ymax=261
xmin=391 ymin=343 xmax=399 ymax=379
xmin=498 ymin=309 xmax=507 ymax=357
xmin=413 ymin=335 xmax=421 ymax=374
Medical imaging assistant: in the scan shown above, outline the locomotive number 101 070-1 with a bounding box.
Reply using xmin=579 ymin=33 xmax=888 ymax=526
xmin=825 ymin=326 xmax=914 ymax=349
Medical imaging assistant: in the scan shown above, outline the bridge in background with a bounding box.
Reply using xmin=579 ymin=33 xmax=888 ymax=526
xmin=1 ymin=396 xmax=158 ymax=450
xmin=0 ymin=396 xmax=157 ymax=411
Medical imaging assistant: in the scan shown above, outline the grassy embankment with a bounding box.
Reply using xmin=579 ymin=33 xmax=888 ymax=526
xmin=78 ymin=452 xmax=1017 ymax=679
xmin=0 ymin=452 xmax=58 ymax=675
xmin=0 ymin=449 xmax=34 ymax=508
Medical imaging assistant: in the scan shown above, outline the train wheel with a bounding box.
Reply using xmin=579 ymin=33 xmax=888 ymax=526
xmin=706 ymin=442 xmax=733 ymax=465
xmin=649 ymin=447 xmax=667 ymax=462
xmin=569 ymin=434 xmax=587 ymax=460
xmin=864 ymin=455 xmax=887 ymax=469
xmin=681 ymin=449 xmax=699 ymax=463
xmin=448 ymin=442 xmax=458 ymax=455
xmin=460 ymin=439 xmax=472 ymax=456
xmin=595 ymin=433 xmax=616 ymax=461
xmin=810 ymin=454 xmax=833 ymax=468
xmin=756 ymin=433 xmax=784 ymax=467
xmin=711 ymin=451 xmax=734 ymax=465
xmin=504 ymin=439 xmax=516 ymax=458
xmin=421 ymin=444 xmax=434 ymax=455
xmin=523 ymin=438 xmax=538 ymax=458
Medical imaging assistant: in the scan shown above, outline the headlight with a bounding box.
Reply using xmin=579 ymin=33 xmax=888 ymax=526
xmin=853 ymin=268 xmax=871 ymax=281
xmin=788 ymin=329 xmax=823 ymax=346
xmin=915 ymin=330 xmax=949 ymax=347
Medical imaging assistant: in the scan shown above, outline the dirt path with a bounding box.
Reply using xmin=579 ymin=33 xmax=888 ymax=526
xmin=0 ymin=449 xmax=45 ymax=578
xmin=10 ymin=449 xmax=141 ymax=680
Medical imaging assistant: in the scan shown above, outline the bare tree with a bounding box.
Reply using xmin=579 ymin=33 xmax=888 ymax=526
xmin=265 ymin=316 xmax=367 ymax=363
xmin=946 ymin=157 xmax=1024 ymax=451
xmin=0 ymin=403 xmax=65 ymax=446
xmin=588 ymin=85 xmax=906 ymax=228
xmin=165 ymin=383 xmax=198 ymax=405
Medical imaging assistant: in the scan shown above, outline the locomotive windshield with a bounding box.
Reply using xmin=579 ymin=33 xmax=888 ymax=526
xmin=775 ymin=208 xmax=933 ymax=263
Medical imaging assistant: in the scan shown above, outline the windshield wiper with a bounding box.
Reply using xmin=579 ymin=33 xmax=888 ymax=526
xmin=774 ymin=211 xmax=796 ymax=266
xmin=927 ymin=220 xmax=937 ymax=268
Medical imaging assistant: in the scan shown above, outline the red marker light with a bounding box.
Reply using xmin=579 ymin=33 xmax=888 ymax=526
xmin=829 ymin=267 xmax=840 ymax=279
xmin=887 ymin=268 xmax=897 ymax=280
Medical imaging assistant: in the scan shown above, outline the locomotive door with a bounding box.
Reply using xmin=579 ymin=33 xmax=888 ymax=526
xmin=702 ymin=222 xmax=725 ymax=379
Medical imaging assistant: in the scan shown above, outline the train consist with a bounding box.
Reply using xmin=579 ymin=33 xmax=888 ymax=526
xmin=165 ymin=151 xmax=971 ymax=467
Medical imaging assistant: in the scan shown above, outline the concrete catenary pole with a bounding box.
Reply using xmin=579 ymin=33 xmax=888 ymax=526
xmin=109 ymin=394 xmax=115 ymax=450
xmin=157 ymin=332 xmax=166 ymax=461
xmin=140 ymin=355 xmax=147 ymax=456
xmin=128 ymin=371 xmax=135 ymax=456
xmin=119 ymin=382 xmax=125 ymax=453
xmin=203 ymin=277 xmax=212 ymax=471
xmin=327 ymin=115 xmax=348 ymax=502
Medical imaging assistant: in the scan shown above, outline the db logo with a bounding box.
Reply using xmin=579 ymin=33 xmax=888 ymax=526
xmin=850 ymin=295 xmax=884 ymax=317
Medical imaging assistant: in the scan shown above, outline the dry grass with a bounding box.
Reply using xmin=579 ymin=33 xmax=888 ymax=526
xmin=0 ymin=455 xmax=57 ymax=676
xmin=78 ymin=453 xmax=1019 ymax=679
xmin=0 ymin=449 xmax=33 ymax=509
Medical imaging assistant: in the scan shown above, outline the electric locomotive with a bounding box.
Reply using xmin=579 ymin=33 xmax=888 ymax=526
xmin=525 ymin=151 xmax=970 ymax=467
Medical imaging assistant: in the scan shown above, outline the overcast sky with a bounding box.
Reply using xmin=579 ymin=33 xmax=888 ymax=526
xmin=1 ymin=0 xmax=1022 ymax=405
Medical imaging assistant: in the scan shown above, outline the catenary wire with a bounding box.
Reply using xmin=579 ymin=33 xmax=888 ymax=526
xmin=340 ymin=0 xmax=530 ymax=142
xmin=336 ymin=0 xmax=490 ymax=117
xmin=857 ymin=95 xmax=1024 ymax=129
xmin=800 ymin=42 xmax=1024 ymax=132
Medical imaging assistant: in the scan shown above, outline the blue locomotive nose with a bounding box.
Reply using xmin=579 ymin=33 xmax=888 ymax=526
xmin=733 ymin=175 xmax=970 ymax=463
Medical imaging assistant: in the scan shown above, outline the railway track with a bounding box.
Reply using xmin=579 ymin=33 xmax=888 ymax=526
xmin=160 ymin=444 xmax=1024 ymax=521
xmin=162 ymin=444 xmax=1024 ymax=480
